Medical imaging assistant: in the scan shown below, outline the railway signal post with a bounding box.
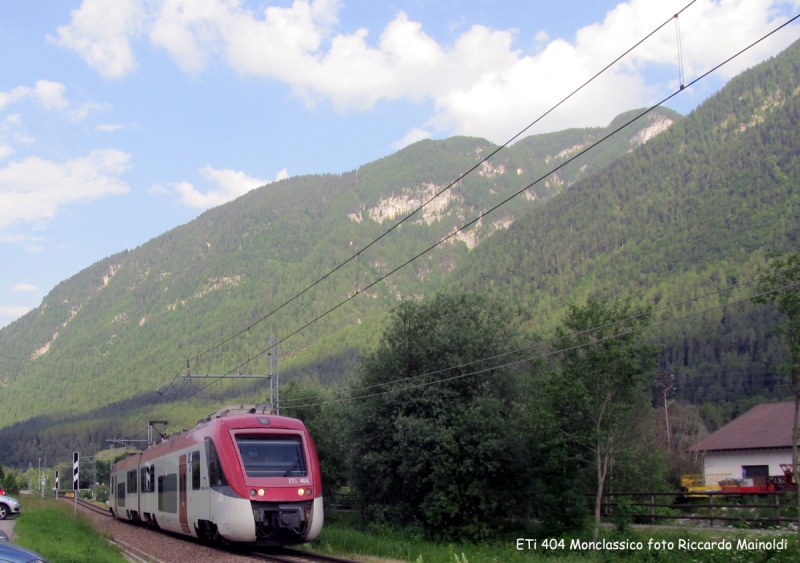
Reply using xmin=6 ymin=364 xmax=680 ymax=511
xmin=73 ymin=452 xmax=79 ymax=515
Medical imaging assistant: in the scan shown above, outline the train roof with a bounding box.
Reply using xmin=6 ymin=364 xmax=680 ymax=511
xmin=111 ymin=412 xmax=307 ymax=472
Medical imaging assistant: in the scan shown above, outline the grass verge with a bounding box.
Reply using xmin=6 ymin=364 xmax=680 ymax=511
xmin=304 ymin=514 xmax=800 ymax=563
xmin=13 ymin=496 xmax=126 ymax=563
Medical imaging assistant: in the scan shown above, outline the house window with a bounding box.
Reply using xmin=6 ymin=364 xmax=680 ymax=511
xmin=742 ymin=465 xmax=769 ymax=486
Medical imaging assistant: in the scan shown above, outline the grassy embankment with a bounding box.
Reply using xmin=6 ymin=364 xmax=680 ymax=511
xmin=305 ymin=514 xmax=799 ymax=563
xmin=13 ymin=496 xmax=126 ymax=563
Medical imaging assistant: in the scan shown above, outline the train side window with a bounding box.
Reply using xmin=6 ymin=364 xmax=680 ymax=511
xmin=158 ymin=474 xmax=178 ymax=513
xmin=191 ymin=450 xmax=201 ymax=490
xmin=127 ymin=469 xmax=137 ymax=494
xmin=148 ymin=466 xmax=155 ymax=492
xmin=204 ymin=438 xmax=228 ymax=487
xmin=140 ymin=467 xmax=147 ymax=492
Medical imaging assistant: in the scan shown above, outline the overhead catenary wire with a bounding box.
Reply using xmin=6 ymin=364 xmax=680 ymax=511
xmin=118 ymin=1 xmax=705 ymax=437
xmin=125 ymin=7 xmax=800 ymax=438
xmin=279 ymin=264 xmax=800 ymax=404
xmin=279 ymin=279 xmax=800 ymax=410
xmin=156 ymin=0 xmax=701 ymax=391
xmin=219 ymin=9 xmax=800 ymax=378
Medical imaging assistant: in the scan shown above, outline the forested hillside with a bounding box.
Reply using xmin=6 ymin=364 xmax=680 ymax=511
xmin=4 ymin=35 xmax=800 ymax=467
xmin=0 ymin=106 xmax=677 ymax=464
xmin=451 ymin=38 xmax=800 ymax=410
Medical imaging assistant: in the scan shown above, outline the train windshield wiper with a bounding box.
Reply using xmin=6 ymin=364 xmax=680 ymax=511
xmin=283 ymin=458 xmax=302 ymax=477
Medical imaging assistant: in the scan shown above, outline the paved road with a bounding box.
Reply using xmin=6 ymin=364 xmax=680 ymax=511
xmin=0 ymin=517 xmax=16 ymax=540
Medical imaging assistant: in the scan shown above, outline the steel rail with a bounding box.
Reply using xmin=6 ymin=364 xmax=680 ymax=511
xmin=59 ymin=495 xmax=113 ymax=517
xmin=250 ymin=547 xmax=366 ymax=563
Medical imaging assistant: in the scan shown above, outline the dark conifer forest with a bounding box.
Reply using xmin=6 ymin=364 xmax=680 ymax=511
xmin=3 ymin=38 xmax=800 ymax=526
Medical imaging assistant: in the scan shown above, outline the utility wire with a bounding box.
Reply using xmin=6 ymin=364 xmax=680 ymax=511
xmin=126 ymin=7 xmax=800 ymax=437
xmin=157 ymin=0 xmax=700 ymax=389
xmin=280 ymin=280 xmax=800 ymax=410
xmin=223 ymin=10 xmax=800 ymax=378
xmin=280 ymin=264 xmax=800 ymax=404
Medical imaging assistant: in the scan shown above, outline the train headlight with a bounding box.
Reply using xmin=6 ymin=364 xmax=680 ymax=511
xmin=249 ymin=489 xmax=256 ymax=496
xmin=258 ymin=489 xmax=266 ymax=497
xmin=297 ymin=488 xmax=304 ymax=496
xmin=305 ymin=488 xmax=312 ymax=496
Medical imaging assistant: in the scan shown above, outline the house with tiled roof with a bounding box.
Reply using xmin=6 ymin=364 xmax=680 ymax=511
xmin=690 ymin=402 xmax=795 ymax=487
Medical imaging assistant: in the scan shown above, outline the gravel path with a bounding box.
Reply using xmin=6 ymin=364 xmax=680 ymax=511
xmin=0 ymin=517 xmax=15 ymax=540
xmin=78 ymin=507 xmax=264 ymax=563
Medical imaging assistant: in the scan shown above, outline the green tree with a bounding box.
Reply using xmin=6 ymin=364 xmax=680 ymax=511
xmin=350 ymin=292 xmax=529 ymax=541
xmin=0 ymin=464 xmax=20 ymax=495
xmin=752 ymin=246 xmax=800 ymax=541
xmin=280 ymin=380 xmax=351 ymax=501
xmin=541 ymin=298 xmax=658 ymax=539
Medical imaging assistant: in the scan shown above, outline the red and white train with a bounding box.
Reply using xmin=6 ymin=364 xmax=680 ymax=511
xmin=109 ymin=406 xmax=323 ymax=545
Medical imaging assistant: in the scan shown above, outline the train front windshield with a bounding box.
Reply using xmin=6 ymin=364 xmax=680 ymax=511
xmin=235 ymin=435 xmax=307 ymax=478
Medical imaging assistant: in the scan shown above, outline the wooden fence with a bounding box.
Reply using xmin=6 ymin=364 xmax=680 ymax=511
xmin=599 ymin=491 xmax=797 ymax=526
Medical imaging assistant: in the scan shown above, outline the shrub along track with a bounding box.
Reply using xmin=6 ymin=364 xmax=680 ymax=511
xmin=62 ymin=497 xmax=365 ymax=563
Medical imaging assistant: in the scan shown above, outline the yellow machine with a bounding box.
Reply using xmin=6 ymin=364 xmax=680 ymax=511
xmin=680 ymin=473 xmax=730 ymax=494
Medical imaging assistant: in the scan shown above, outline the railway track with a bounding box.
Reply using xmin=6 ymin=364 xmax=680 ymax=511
xmin=59 ymin=495 xmax=113 ymax=517
xmin=249 ymin=547 xmax=365 ymax=563
xmin=61 ymin=496 xmax=366 ymax=563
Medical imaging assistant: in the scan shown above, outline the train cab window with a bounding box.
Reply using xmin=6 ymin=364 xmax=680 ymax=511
xmin=191 ymin=451 xmax=201 ymax=490
xmin=127 ymin=470 xmax=137 ymax=494
xmin=235 ymin=435 xmax=306 ymax=478
xmin=205 ymin=438 xmax=228 ymax=487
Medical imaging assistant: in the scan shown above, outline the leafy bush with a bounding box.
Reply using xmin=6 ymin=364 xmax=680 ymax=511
xmin=96 ymin=485 xmax=109 ymax=504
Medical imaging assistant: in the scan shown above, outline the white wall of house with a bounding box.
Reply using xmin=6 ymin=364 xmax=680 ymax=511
xmin=703 ymin=449 xmax=792 ymax=482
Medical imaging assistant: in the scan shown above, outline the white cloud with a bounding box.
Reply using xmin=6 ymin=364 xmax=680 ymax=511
xmin=0 ymin=150 xmax=132 ymax=229
xmin=0 ymin=144 xmax=13 ymax=160
xmin=0 ymin=305 xmax=30 ymax=320
xmin=0 ymin=88 xmax=31 ymax=111
xmin=53 ymin=0 xmax=800 ymax=140
xmin=0 ymin=232 xmax=43 ymax=251
xmin=12 ymin=283 xmax=38 ymax=292
xmin=391 ymin=127 xmax=433 ymax=150
xmin=95 ymin=123 xmax=125 ymax=132
xmin=0 ymin=81 xmax=102 ymax=121
xmin=51 ymin=0 xmax=145 ymax=78
xmin=163 ymin=165 xmax=286 ymax=209
xmin=0 ymin=80 xmax=69 ymax=111
xmin=33 ymin=80 xmax=69 ymax=110
xmin=70 ymin=102 xmax=109 ymax=122
xmin=14 ymin=133 xmax=35 ymax=146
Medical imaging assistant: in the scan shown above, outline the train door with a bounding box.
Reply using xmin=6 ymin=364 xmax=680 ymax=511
xmin=187 ymin=450 xmax=202 ymax=535
xmin=116 ymin=474 xmax=125 ymax=511
xmin=179 ymin=455 xmax=190 ymax=533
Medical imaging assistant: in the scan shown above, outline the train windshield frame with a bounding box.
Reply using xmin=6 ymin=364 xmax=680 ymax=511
xmin=234 ymin=434 xmax=307 ymax=478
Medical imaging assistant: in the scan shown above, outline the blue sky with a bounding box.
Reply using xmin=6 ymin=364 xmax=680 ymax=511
xmin=1 ymin=0 xmax=799 ymax=327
